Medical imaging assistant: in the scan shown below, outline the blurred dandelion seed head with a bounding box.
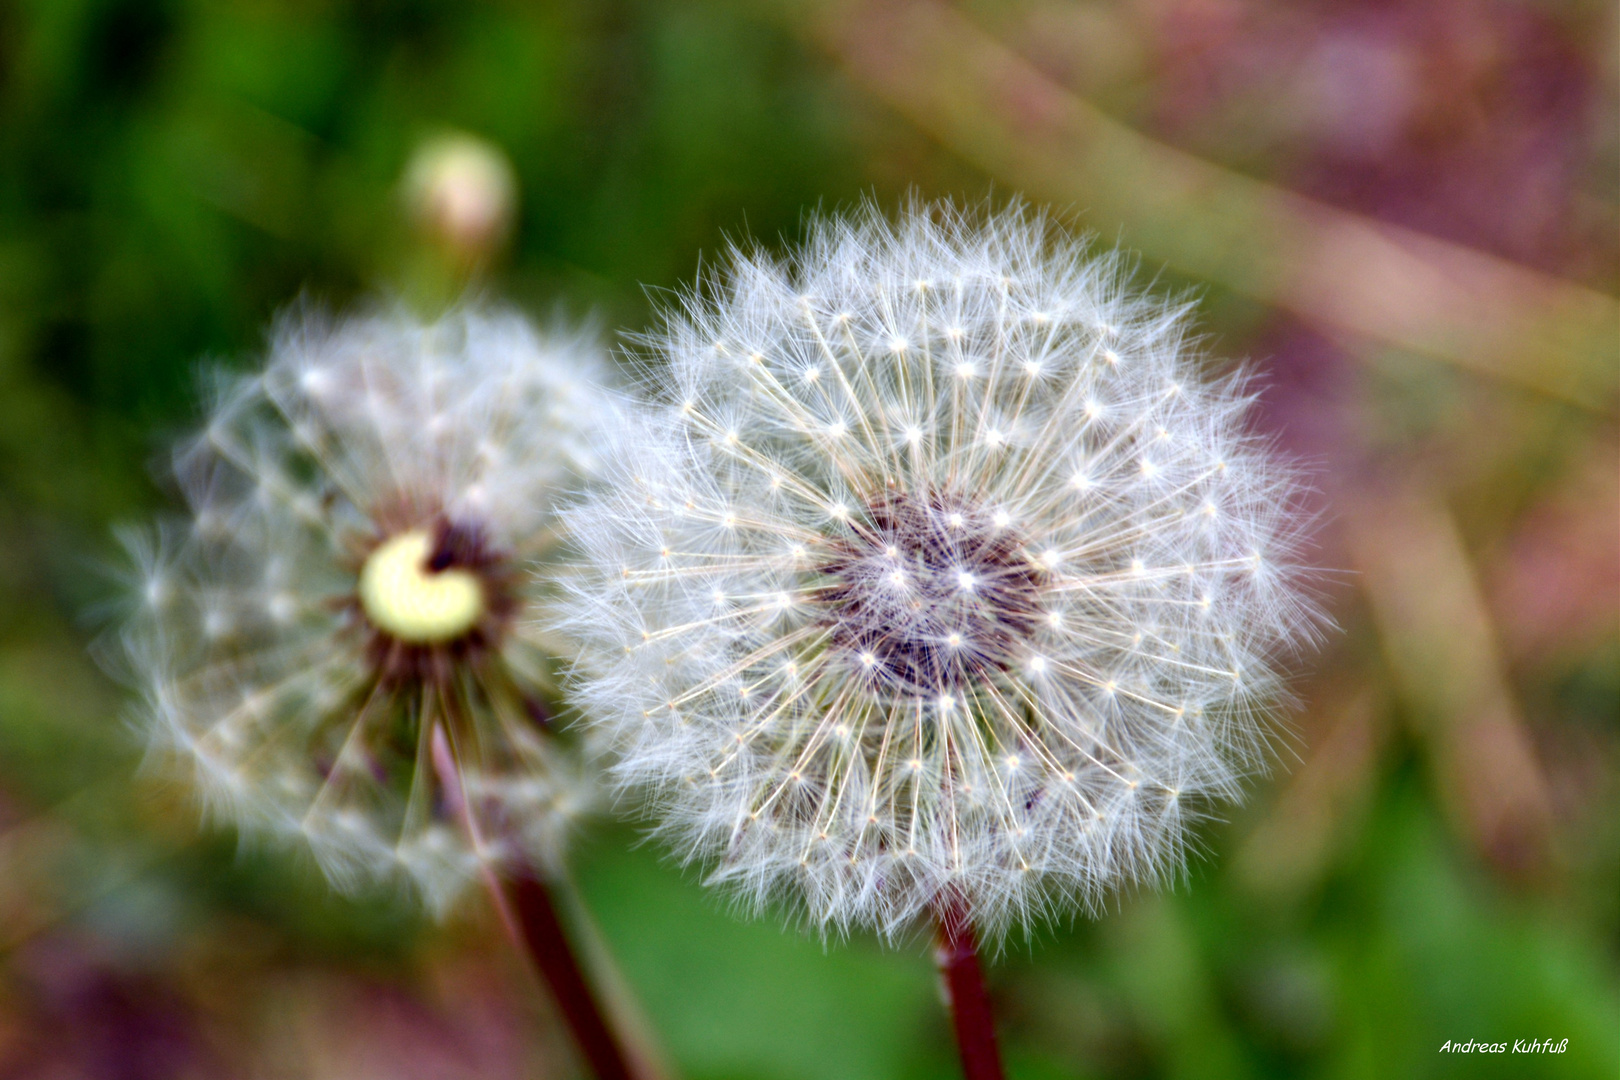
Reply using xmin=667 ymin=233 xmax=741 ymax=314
xmin=119 ymin=304 xmax=616 ymax=913
xmin=560 ymin=200 xmax=1322 ymax=941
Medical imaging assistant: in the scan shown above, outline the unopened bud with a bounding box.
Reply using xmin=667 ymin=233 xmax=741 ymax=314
xmin=403 ymin=133 xmax=517 ymax=266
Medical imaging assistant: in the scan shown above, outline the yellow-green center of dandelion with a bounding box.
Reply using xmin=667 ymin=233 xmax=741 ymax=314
xmin=358 ymin=528 xmax=485 ymax=644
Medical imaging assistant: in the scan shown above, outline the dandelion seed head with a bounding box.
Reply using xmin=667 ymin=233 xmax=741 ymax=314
xmin=113 ymin=304 xmax=616 ymax=913
xmin=560 ymin=200 xmax=1321 ymax=941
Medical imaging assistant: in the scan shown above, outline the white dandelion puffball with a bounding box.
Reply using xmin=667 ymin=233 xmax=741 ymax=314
xmin=119 ymin=304 xmax=615 ymax=913
xmin=561 ymin=202 xmax=1320 ymax=941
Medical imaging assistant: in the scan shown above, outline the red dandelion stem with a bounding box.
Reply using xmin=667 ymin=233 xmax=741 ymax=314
xmin=935 ymin=896 xmax=1007 ymax=1080
xmin=430 ymin=723 xmax=640 ymax=1080
xmin=505 ymin=869 xmax=638 ymax=1080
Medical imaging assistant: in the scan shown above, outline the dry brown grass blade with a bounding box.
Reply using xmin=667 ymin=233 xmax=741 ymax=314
xmin=1342 ymin=478 xmax=1556 ymax=879
xmin=0 ymin=813 xmax=83 ymax=950
xmin=788 ymin=0 xmax=1619 ymax=410
xmin=1236 ymin=684 xmax=1387 ymax=897
xmin=0 ymin=789 xmax=159 ymax=952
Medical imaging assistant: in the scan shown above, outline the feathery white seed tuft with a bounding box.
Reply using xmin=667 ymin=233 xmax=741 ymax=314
xmin=559 ymin=200 xmax=1321 ymax=941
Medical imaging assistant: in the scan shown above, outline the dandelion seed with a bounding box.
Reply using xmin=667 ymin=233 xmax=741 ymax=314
xmin=116 ymin=304 xmax=616 ymax=913
xmin=561 ymin=200 xmax=1320 ymax=944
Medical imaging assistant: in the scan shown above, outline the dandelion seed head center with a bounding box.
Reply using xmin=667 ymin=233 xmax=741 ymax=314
xmin=357 ymin=517 xmax=512 ymax=656
xmin=816 ymin=491 xmax=1044 ymax=695
xmin=358 ymin=529 xmax=484 ymax=643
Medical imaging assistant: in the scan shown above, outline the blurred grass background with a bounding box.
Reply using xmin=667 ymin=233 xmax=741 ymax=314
xmin=0 ymin=0 xmax=1616 ymax=1076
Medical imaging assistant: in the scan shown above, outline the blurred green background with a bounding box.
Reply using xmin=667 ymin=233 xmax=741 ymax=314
xmin=0 ymin=0 xmax=1616 ymax=1077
